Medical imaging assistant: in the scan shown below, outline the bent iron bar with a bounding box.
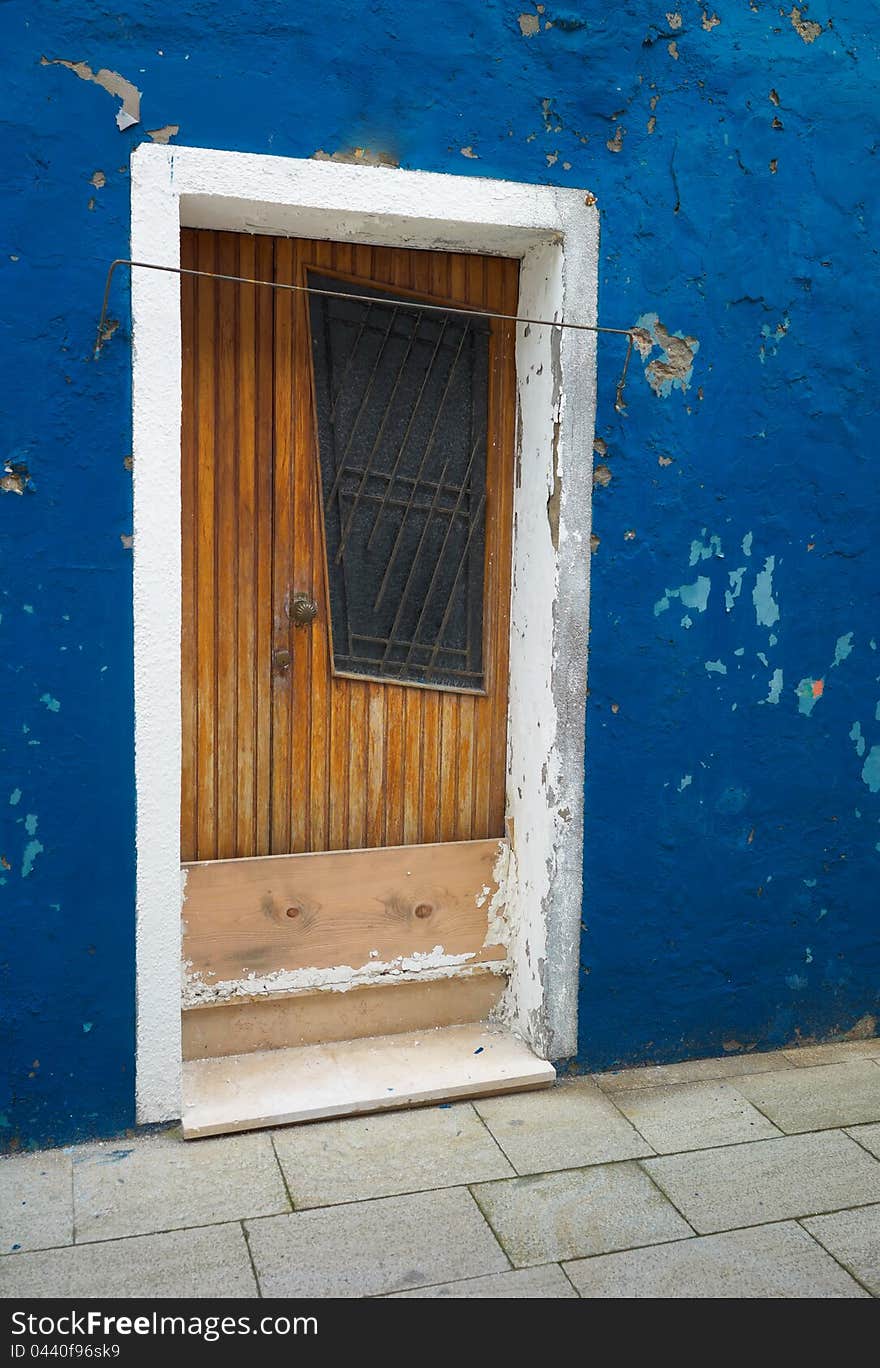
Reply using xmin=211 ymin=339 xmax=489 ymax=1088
xmin=93 ymin=257 xmax=638 ymax=412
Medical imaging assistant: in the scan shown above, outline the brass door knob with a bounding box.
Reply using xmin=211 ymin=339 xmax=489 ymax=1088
xmin=290 ymin=592 xmax=318 ymax=627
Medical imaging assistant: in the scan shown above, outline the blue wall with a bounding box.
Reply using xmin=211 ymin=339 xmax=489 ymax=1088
xmin=2 ymin=1 xmax=878 ymax=1147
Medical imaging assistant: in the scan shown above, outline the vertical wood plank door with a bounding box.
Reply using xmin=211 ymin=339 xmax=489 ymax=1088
xmin=181 ymin=229 xmax=518 ymax=867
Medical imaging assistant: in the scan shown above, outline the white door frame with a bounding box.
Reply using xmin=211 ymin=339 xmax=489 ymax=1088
xmin=130 ymin=144 xmax=599 ymax=1122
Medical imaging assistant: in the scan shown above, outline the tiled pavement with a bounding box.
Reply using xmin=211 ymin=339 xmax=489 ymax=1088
xmin=3 ymin=1037 xmax=880 ymax=1299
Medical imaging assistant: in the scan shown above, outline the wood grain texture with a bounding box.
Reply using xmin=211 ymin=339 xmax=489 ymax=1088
xmin=181 ymin=972 xmax=505 ymax=1059
xmin=182 ymin=837 xmax=505 ymax=985
xmin=180 ymin=231 xmax=518 ymax=861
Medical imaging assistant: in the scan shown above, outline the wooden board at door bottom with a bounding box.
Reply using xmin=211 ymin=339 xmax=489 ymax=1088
xmin=181 ymin=971 xmax=505 ymax=1059
xmin=182 ymin=837 xmax=508 ymax=997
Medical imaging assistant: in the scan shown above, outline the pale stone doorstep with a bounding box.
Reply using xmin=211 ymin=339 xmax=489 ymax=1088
xmin=181 ymin=1023 xmax=555 ymax=1138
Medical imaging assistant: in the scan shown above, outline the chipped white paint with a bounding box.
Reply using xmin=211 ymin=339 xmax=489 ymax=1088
xmin=183 ymin=947 xmax=510 ymax=1008
xmin=131 ymin=144 xmax=598 ymax=1121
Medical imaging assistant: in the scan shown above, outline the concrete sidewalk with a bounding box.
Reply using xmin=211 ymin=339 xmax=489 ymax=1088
xmin=3 ymin=1037 xmax=880 ymax=1298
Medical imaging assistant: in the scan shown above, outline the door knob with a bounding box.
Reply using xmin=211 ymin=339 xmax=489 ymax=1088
xmin=289 ymin=592 xmax=318 ymax=627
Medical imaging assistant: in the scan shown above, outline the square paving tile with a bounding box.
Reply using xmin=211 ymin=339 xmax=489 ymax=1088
xmin=73 ymin=1130 xmax=289 ymax=1242
xmin=802 ymin=1204 xmax=880 ymax=1296
xmin=0 ymin=1149 xmax=73 ymax=1254
xmin=0 ymin=1223 xmax=257 ymax=1298
xmin=564 ymin=1222 xmax=868 ymax=1298
xmin=644 ymin=1130 xmax=880 ymax=1234
xmin=473 ymin=1080 xmax=652 ymax=1174
xmin=612 ymin=1080 xmax=781 ymax=1154
xmin=246 ymin=1186 xmax=508 ymax=1297
xmin=272 ymin=1103 xmax=512 ymax=1207
xmin=783 ymin=1039 xmax=880 ymax=1067
xmin=470 ymin=1163 xmax=691 ymax=1265
xmin=593 ymin=1050 xmax=791 ymax=1092
xmin=734 ymin=1059 xmax=880 ymax=1133
xmin=390 ymin=1263 xmax=577 ymax=1298
xmin=845 ymin=1122 xmax=880 ymax=1160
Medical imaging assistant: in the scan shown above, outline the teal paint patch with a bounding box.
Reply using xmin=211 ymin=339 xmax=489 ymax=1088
xmin=850 ymin=722 xmax=866 ymax=758
xmin=680 ymin=578 xmax=711 ymax=612
xmin=752 ymin=556 xmax=780 ymax=628
xmin=832 ymin=633 xmax=854 ymax=668
xmin=734 ymin=647 xmax=745 ymax=657
xmin=689 ymin=531 xmax=723 ymax=566
xmin=796 ymin=678 xmax=823 ymax=716
xmin=804 ymin=878 xmax=817 ymax=887
xmin=9 ymin=789 xmax=21 ymax=806
xmin=678 ymin=774 xmax=693 ymax=792
xmin=21 ymin=840 xmax=43 ymax=879
xmin=705 ymin=660 xmax=727 ymax=675
xmin=742 ymin=532 xmax=753 ymax=558
xmin=39 ymin=693 xmax=60 ymax=712
xmin=680 ymin=614 xmax=693 ymax=629
xmin=22 ymin=605 xmax=33 ymax=615
xmin=861 ymin=746 xmax=880 ymax=794
xmin=875 ymin=701 xmax=880 ymax=722
xmin=725 ymin=567 xmax=747 ymax=612
xmin=757 ymin=652 xmax=769 ymax=667
xmin=786 ymin=974 xmax=808 ymax=991
xmin=24 ymin=813 xmax=38 ymax=836
xmin=654 ymin=576 xmax=711 ymax=617
xmin=767 ymin=669 xmax=784 ymax=704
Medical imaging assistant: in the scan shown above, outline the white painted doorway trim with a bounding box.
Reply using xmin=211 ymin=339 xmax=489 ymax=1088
xmin=130 ymin=144 xmax=598 ymax=1123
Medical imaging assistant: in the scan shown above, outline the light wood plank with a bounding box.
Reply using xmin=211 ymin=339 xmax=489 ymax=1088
xmin=181 ymin=972 xmax=505 ymax=1059
xmin=183 ymin=837 xmax=506 ymax=984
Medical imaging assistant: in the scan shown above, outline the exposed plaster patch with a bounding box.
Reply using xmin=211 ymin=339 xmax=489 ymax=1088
xmin=666 ymin=12 xmax=682 ymax=28
xmin=460 ymin=145 xmax=479 ymax=159
xmin=593 ymin=463 xmax=612 ymax=487
xmin=701 ymin=10 xmax=721 ymax=29
xmin=788 ymin=6 xmax=823 ymax=42
xmin=606 ymin=127 xmax=625 ymax=154
xmin=90 ymin=170 xmax=106 ymax=189
xmin=518 ymin=12 xmax=541 ymax=36
xmin=41 ymin=57 xmax=141 ymax=130
xmin=1 ymin=461 xmax=32 ymax=496
xmin=312 ymin=147 xmax=399 ymax=167
xmin=633 ymin=314 xmax=699 ymax=397
xmin=147 ymin=125 xmax=179 ymax=144
xmin=667 ymin=40 xmax=679 ymax=59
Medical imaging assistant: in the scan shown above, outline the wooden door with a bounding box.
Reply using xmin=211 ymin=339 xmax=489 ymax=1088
xmin=180 ymin=229 xmax=518 ymax=1053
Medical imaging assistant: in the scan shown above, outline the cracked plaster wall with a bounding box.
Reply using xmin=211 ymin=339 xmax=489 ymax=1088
xmin=2 ymin=0 xmax=878 ymax=1146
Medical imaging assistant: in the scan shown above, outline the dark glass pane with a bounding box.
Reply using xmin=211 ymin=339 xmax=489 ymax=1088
xmin=307 ymin=271 xmax=490 ymax=691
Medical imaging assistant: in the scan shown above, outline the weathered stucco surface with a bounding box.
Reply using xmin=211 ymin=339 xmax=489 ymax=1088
xmin=2 ymin=1 xmax=878 ymax=1146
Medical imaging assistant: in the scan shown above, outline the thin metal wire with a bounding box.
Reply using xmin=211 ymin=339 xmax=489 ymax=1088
xmin=94 ymin=257 xmax=639 ymax=410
